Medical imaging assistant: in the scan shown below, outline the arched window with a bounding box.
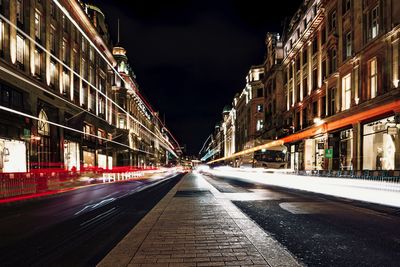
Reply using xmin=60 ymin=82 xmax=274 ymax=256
xmin=38 ymin=109 xmax=50 ymax=136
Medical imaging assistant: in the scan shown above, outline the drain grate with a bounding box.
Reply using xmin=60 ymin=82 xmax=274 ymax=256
xmin=174 ymin=190 xmax=212 ymax=197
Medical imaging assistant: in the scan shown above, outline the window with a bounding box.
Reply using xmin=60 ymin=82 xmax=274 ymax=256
xmin=321 ymin=96 xmax=326 ymax=118
xmin=38 ymin=109 xmax=50 ymax=136
xmin=81 ymin=39 xmax=86 ymax=53
xmin=344 ymin=32 xmax=352 ymax=59
xmin=34 ymin=49 xmax=41 ymax=76
xmin=312 ymin=38 xmax=318 ymax=54
xmin=82 ymin=59 xmax=87 ymax=79
xmin=303 ymin=77 xmax=308 ymax=98
xmin=369 ymin=58 xmax=378 ymax=98
xmin=296 ymin=56 xmax=301 ymax=72
xmin=118 ymin=116 xmax=125 ymax=129
xmin=313 ymin=101 xmax=318 ymax=118
xmin=256 ymin=104 xmax=263 ymax=112
xmin=329 ymin=10 xmax=336 ymax=32
xmin=35 ymin=11 xmax=41 ymax=39
xmin=62 ymin=39 xmax=67 ymax=62
xmin=313 ymin=68 xmax=318 ymax=90
xmin=83 ymin=124 xmax=93 ymax=140
xmin=302 ymin=108 xmax=308 ymax=128
xmin=62 ymin=14 xmax=67 ymax=31
xmin=50 ymin=61 xmax=56 ymax=86
xmin=289 ymin=87 xmax=293 ymax=108
xmin=369 ymin=6 xmax=379 ymax=40
xmin=16 ymin=35 xmax=24 ymax=65
xmin=321 ymin=27 xmax=326 ymax=45
xmin=49 ymin=26 xmax=55 ymax=52
xmin=12 ymin=90 xmax=23 ymax=109
xmin=303 ymin=48 xmax=308 ymax=64
xmin=50 ymin=2 xmax=55 ymax=17
xmin=296 ymin=82 xmax=301 ymax=102
xmin=322 ymin=59 xmax=327 ymax=80
xmin=330 ymin=48 xmax=337 ymax=73
xmin=328 ymin=87 xmax=336 ymax=116
xmin=256 ymin=119 xmax=264 ymax=131
xmin=343 ymin=0 xmax=351 ymax=14
xmin=256 ymin=88 xmax=263 ymax=98
xmin=89 ymin=47 xmax=94 ymax=62
xmin=16 ymin=0 xmax=23 ymax=24
xmin=1 ymin=86 xmax=10 ymax=106
xmin=62 ymin=71 xmax=69 ymax=95
xmin=342 ymin=74 xmax=351 ymax=110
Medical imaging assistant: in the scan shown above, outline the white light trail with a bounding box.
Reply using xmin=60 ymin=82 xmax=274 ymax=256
xmin=0 ymin=104 xmax=153 ymax=155
xmin=204 ymin=167 xmax=400 ymax=208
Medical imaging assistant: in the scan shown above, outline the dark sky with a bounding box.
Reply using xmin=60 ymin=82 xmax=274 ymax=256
xmin=90 ymin=0 xmax=303 ymax=155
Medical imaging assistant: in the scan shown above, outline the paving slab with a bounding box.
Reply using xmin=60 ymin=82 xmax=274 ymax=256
xmin=97 ymin=172 xmax=302 ymax=267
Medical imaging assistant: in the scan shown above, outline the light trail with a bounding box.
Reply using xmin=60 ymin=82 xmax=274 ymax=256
xmin=0 ymin=104 xmax=153 ymax=155
xmin=204 ymin=167 xmax=400 ymax=208
xmin=0 ymin=12 xmax=177 ymax=157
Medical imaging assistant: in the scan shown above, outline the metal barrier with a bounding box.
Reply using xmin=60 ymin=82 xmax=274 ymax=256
xmin=1 ymin=168 xmax=147 ymax=200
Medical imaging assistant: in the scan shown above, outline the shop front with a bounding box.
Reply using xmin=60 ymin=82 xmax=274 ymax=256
xmin=64 ymin=140 xmax=80 ymax=171
xmin=83 ymin=150 xmax=95 ymax=168
xmin=328 ymin=128 xmax=354 ymax=170
xmin=97 ymin=153 xmax=113 ymax=170
xmin=363 ymin=116 xmax=400 ymax=170
xmin=0 ymin=138 xmax=27 ymax=173
xmin=304 ymin=135 xmax=326 ymax=170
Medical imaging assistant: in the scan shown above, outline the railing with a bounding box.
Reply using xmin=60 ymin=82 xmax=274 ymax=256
xmin=293 ymin=169 xmax=400 ymax=182
xmin=0 ymin=166 xmax=156 ymax=200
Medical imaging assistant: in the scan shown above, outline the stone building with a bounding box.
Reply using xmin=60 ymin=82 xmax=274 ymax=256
xmin=0 ymin=0 xmax=177 ymax=173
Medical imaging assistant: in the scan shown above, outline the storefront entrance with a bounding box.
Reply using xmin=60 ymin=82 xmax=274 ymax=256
xmin=0 ymin=139 xmax=27 ymax=173
xmin=64 ymin=141 xmax=80 ymax=171
xmin=363 ymin=116 xmax=400 ymax=170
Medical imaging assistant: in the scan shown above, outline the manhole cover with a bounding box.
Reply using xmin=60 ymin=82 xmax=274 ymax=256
xmin=174 ymin=190 xmax=212 ymax=197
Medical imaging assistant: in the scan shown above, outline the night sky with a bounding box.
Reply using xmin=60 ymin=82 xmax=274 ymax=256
xmin=90 ymin=0 xmax=303 ymax=155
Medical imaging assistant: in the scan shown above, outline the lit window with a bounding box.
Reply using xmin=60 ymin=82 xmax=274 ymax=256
xmin=342 ymin=74 xmax=351 ymax=110
xmin=34 ymin=49 xmax=41 ymax=76
xmin=50 ymin=61 xmax=56 ymax=85
xmin=256 ymin=119 xmax=264 ymax=131
xmin=369 ymin=59 xmax=378 ymax=98
xmin=62 ymin=71 xmax=70 ymax=95
xmin=38 ymin=109 xmax=50 ymax=136
xmin=16 ymin=34 xmax=24 ymax=64
xmin=35 ymin=11 xmax=41 ymax=39
xmin=370 ymin=6 xmax=379 ymax=39
xmin=119 ymin=117 xmax=125 ymax=129
xmin=257 ymin=104 xmax=263 ymax=112
xmin=62 ymin=39 xmax=67 ymax=62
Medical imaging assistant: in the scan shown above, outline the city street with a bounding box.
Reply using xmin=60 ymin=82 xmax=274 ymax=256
xmin=0 ymin=173 xmax=183 ymax=267
xmin=201 ymin=172 xmax=400 ymax=266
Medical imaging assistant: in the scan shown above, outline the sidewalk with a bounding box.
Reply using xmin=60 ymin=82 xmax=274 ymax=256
xmin=98 ymin=172 xmax=300 ymax=267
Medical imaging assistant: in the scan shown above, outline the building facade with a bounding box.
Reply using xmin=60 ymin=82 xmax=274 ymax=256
xmin=0 ymin=0 xmax=178 ymax=173
xmin=206 ymin=0 xmax=400 ymax=173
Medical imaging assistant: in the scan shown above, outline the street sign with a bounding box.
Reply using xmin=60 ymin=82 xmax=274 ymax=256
xmin=325 ymin=148 xmax=333 ymax=158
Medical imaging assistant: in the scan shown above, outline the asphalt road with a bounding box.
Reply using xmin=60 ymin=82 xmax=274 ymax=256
xmin=0 ymin=172 xmax=184 ymax=267
xmin=203 ymin=173 xmax=400 ymax=267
